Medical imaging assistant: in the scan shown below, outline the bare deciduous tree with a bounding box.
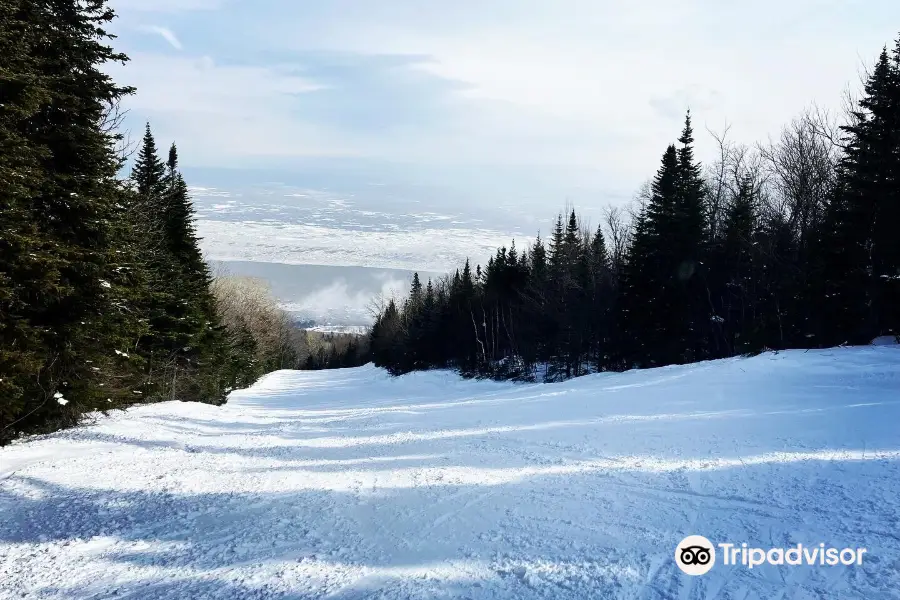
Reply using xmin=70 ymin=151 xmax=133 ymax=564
xmin=757 ymin=109 xmax=841 ymax=247
xmin=211 ymin=275 xmax=309 ymax=369
xmin=99 ymin=98 xmax=137 ymax=164
xmin=603 ymin=204 xmax=631 ymax=281
xmin=705 ymin=124 xmax=767 ymax=240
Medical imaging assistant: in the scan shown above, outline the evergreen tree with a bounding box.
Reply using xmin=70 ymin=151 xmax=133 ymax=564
xmin=824 ymin=43 xmax=900 ymax=343
xmin=588 ymin=224 xmax=612 ymax=368
xmin=621 ymin=145 xmax=679 ymax=366
xmin=131 ymin=123 xmax=166 ymax=200
xmin=371 ymin=299 xmax=402 ymax=372
xmin=1 ymin=0 xmax=146 ymax=440
xmin=167 ymin=143 xmax=178 ymax=175
xmin=0 ymin=0 xmax=55 ymax=429
xmin=548 ymin=214 xmax=566 ymax=273
xmin=672 ymin=112 xmax=711 ymax=362
xmin=530 ymin=235 xmax=547 ymax=284
xmin=409 ymin=272 xmax=423 ymax=308
xmin=713 ymin=177 xmax=760 ymax=353
xmin=133 ymin=130 xmax=231 ymax=402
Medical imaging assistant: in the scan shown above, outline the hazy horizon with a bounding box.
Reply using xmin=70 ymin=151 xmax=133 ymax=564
xmin=108 ymin=1 xmax=900 ymax=319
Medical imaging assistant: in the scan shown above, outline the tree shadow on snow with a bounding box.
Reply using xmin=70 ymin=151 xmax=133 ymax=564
xmin=2 ymin=450 xmax=900 ymax=599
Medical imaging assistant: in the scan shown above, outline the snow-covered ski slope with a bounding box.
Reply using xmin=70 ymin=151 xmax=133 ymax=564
xmin=2 ymin=348 xmax=900 ymax=599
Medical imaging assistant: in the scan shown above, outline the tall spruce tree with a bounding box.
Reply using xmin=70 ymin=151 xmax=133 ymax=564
xmin=588 ymin=224 xmax=612 ymax=368
xmin=823 ymin=43 xmax=900 ymax=343
xmin=622 ymin=145 xmax=679 ymax=366
xmin=672 ymin=112 xmax=711 ymax=362
xmin=132 ymin=123 xmax=166 ymax=200
xmin=409 ymin=272 xmax=423 ymax=307
xmin=1 ymin=0 xmax=146 ymax=440
xmin=713 ymin=177 xmax=760 ymax=353
xmin=120 ymin=124 xmax=234 ymax=404
xmin=0 ymin=0 xmax=54 ymax=430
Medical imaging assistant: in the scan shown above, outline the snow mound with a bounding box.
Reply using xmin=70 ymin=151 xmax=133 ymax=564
xmin=2 ymin=348 xmax=900 ymax=599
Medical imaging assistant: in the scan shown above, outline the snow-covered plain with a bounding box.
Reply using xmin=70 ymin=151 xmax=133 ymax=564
xmin=2 ymin=348 xmax=899 ymax=599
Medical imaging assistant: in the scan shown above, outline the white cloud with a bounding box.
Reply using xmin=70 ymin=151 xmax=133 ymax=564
xmin=137 ymin=25 xmax=183 ymax=50
xmin=110 ymin=0 xmax=900 ymax=198
xmin=259 ymin=0 xmax=900 ymax=165
xmin=116 ymin=54 xmax=325 ymax=112
xmin=282 ymin=276 xmax=408 ymax=317
xmin=106 ymin=54 xmax=352 ymax=165
xmin=113 ymin=0 xmax=222 ymax=12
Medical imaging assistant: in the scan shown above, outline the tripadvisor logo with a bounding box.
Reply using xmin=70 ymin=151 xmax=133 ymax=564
xmin=675 ymin=535 xmax=868 ymax=576
xmin=675 ymin=535 xmax=716 ymax=575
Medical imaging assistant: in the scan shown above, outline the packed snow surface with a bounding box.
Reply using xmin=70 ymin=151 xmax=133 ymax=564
xmin=2 ymin=348 xmax=900 ymax=599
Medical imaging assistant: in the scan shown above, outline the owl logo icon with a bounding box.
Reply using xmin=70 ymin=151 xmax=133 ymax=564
xmin=675 ymin=535 xmax=716 ymax=575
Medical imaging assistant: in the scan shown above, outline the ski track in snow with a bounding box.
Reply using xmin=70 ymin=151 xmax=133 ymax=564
xmin=2 ymin=348 xmax=900 ymax=599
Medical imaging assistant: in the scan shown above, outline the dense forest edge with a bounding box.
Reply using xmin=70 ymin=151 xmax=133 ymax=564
xmin=0 ymin=1 xmax=366 ymax=445
xmin=1 ymin=2 xmax=897 ymax=444
xmin=370 ymin=36 xmax=900 ymax=381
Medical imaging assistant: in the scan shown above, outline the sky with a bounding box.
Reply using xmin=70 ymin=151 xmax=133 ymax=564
xmin=106 ymin=0 xmax=900 ymax=214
